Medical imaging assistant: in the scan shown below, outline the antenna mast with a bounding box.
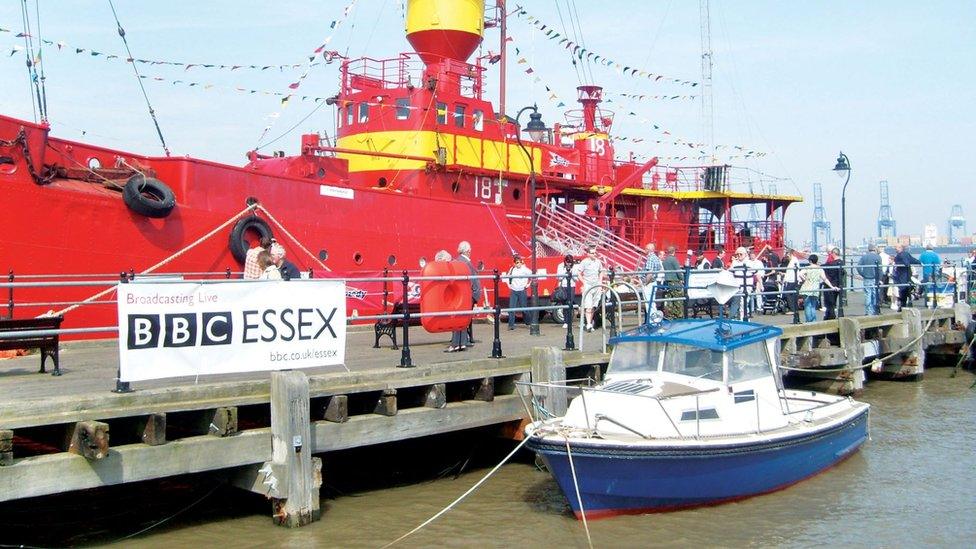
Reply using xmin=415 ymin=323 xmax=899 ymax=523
xmin=699 ymin=0 xmax=714 ymax=162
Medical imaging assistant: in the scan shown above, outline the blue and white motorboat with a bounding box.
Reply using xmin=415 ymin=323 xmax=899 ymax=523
xmin=524 ymin=318 xmax=870 ymax=519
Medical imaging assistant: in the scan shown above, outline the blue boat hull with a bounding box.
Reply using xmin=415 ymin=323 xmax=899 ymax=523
xmin=528 ymin=408 xmax=869 ymax=519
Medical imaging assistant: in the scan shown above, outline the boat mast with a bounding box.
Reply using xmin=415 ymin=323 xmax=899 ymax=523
xmin=699 ymin=0 xmax=714 ymax=163
xmin=498 ymin=0 xmax=507 ymax=116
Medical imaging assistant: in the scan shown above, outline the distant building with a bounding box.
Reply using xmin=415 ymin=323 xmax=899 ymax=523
xmin=922 ymin=224 xmax=938 ymax=247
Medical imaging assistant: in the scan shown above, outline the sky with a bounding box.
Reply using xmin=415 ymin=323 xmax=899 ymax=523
xmin=1 ymin=1 xmax=974 ymax=246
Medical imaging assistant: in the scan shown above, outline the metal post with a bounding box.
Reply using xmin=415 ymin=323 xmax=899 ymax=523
xmin=114 ymin=272 xmax=132 ymax=393
xmin=529 ymin=170 xmax=541 ymax=336
xmin=398 ymin=271 xmax=412 ymax=368
xmin=607 ymin=268 xmax=618 ymax=337
xmin=837 ymin=263 xmax=845 ymax=318
xmin=838 ymin=152 xmax=851 ymax=317
xmin=307 ymin=268 xmax=314 ymax=279
xmin=682 ymin=265 xmax=691 ymax=319
xmin=792 ymin=263 xmax=801 ymax=324
xmin=564 ymin=268 xmax=576 ymax=351
xmin=931 ymin=271 xmax=937 ymax=309
xmin=491 ymin=270 xmax=503 ymax=358
xmin=6 ymin=269 xmax=13 ymax=320
xmin=129 ymin=268 xmax=135 ymax=282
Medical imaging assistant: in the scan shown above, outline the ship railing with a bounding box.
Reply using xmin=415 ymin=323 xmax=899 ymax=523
xmin=535 ymin=202 xmax=646 ymax=271
xmin=1 ymin=263 xmax=968 ymax=391
xmin=622 ymin=218 xmax=786 ymax=251
xmin=341 ymin=52 xmax=485 ymax=97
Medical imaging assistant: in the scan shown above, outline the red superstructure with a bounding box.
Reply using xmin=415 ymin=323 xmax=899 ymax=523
xmin=0 ymin=0 xmax=799 ymax=335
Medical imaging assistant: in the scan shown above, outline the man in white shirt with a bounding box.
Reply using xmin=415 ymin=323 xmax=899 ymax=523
xmin=576 ymin=246 xmax=604 ymax=332
xmin=746 ymin=249 xmax=766 ymax=312
xmin=729 ymin=247 xmax=749 ymax=320
xmin=505 ymin=255 xmax=533 ymax=330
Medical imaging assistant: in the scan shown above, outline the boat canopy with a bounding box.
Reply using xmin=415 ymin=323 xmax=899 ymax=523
xmin=609 ymin=319 xmax=783 ymax=352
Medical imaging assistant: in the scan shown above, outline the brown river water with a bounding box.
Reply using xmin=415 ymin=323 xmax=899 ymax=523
xmin=3 ymin=367 xmax=975 ymax=548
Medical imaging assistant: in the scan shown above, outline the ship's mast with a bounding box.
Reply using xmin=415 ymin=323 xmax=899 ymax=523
xmin=699 ymin=0 xmax=714 ymax=163
xmin=498 ymin=0 xmax=507 ymax=116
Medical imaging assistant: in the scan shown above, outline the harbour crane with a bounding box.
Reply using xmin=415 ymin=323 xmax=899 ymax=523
xmin=811 ymin=182 xmax=831 ymax=251
xmin=877 ymin=180 xmax=897 ymax=238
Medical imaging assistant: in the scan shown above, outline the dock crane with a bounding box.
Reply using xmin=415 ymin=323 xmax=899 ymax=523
xmin=877 ymin=180 xmax=897 ymax=238
xmin=811 ymin=182 xmax=831 ymax=251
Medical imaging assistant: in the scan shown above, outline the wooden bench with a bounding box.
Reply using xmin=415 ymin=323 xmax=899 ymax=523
xmin=0 ymin=316 xmax=64 ymax=376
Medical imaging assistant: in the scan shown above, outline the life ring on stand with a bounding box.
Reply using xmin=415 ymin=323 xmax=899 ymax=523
xmin=420 ymin=261 xmax=473 ymax=333
xmin=122 ymin=174 xmax=176 ymax=218
xmin=229 ymin=215 xmax=274 ymax=264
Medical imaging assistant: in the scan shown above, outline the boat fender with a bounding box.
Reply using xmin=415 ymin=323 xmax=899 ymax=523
xmin=420 ymin=261 xmax=473 ymax=333
xmin=122 ymin=174 xmax=176 ymax=218
xmin=229 ymin=216 xmax=274 ymax=264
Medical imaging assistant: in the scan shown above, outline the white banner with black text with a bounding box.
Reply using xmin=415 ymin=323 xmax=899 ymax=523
xmin=117 ymin=280 xmax=346 ymax=382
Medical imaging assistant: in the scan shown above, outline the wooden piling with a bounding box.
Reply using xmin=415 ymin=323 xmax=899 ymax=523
xmin=66 ymin=421 xmax=109 ymax=460
xmin=838 ymin=317 xmax=865 ymax=395
xmin=374 ymin=389 xmax=397 ymax=416
xmin=270 ymin=371 xmax=319 ymax=528
xmin=323 ymin=395 xmax=349 ymax=423
xmin=138 ymin=413 xmax=167 ymax=446
xmin=881 ymin=308 xmax=926 ymax=380
xmin=531 ymin=347 xmax=567 ymax=419
xmin=0 ymin=429 xmax=12 ymax=466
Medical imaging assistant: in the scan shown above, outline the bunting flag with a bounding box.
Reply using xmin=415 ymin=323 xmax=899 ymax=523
xmin=512 ymin=5 xmax=699 ymax=88
xmin=616 ymin=92 xmax=697 ymax=102
xmin=0 ymin=25 xmax=339 ymax=73
xmin=258 ymin=0 xmax=359 ymax=146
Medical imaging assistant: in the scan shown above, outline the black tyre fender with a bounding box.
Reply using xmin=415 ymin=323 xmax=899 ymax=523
xmin=229 ymin=216 xmax=274 ymax=264
xmin=122 ymin=174 xmax=176 ymax=218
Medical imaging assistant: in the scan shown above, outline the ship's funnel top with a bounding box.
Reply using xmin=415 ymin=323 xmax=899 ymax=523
xmin=406 ymin=0 xmax=484 ymax=65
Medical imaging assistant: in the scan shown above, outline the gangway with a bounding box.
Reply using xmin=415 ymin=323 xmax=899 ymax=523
xmin=535 ymin=203 xmax=646 ymax=272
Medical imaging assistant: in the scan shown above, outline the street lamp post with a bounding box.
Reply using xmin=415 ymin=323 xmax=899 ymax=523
xmin=515 ymin=105 xmax=547 ymax=336
xmin=833 ymin=151 xmax=851 ymax=317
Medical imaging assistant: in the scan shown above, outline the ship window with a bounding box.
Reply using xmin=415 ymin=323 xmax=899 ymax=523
xmin=513 ymin=188 xmax=521 ymax=200
xmin=358 ymin=102 xmax=369 ymax=123
xmin=436 ymin=102 xmax=447 ymax=125
xmin=472 ymin=109 xmax=484 ymax=131
xmin=354 ymin=252 xmax=364 ymax=265
xmin=345 ymin=104 xmax=354 ymax=126
xmin=727 ymin=342 xmax=772 ymax=384
xmin=663 ymin=344 xmax=724 ymax=381
xmin=377 ymin=177 xmax=388 ymax=188
xmin=396 ymin=98 xmax=410 ymax=120
xmin=454 ymin=105 xmax=466 ymax=128
xmin=319 ymin=250 xmax=329 ymax=261
xmin=608 ymin=341 xmax=665 ymax=374
xmin=680 ymin=408 xmax=719 ymax=421
xmin=88 ymin=157 xmax=101 ymax=170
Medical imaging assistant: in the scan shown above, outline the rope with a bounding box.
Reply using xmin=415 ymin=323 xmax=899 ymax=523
xmin=564 ymin=435 xmax=594 ymax=549
xmin=106 ymin=0 xmax=170 ymax=156
xmin=381 ymin=436 xmax=531 ymax=548
xmin=481 ymin=201 xmax=517 ymax=254
xmin=50 ymin=204 xmax=257 ymax=317
xmin=255 ymin=204 xmax=330 ymax=271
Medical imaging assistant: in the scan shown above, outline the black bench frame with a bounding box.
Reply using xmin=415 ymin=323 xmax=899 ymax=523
xmin=0 ymin=315 xmax=64 ymax=375
xmin=373 ymin=303 xmax=421 ymax=350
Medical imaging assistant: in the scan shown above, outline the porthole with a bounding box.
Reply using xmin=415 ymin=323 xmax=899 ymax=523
xmin=451 ymin=181 xmax=460 ymax=193
xmin=477 ymin=260 xmax=485 ymax=272
xmin=88 ymin=157 xmax=101 ymax=170
xmin=378 ymin=177 xmax=388 ymax=188
xmin=387 ymin=254 xmax=397 ymax=266
xmin=317 ymin=167 xmax=326 ymax=179
xmin=354 ymin=252 xmax=364 ymax=265
xmin=513 ymin=188 xmax=521 ymax=201
xmin=419 ymin=257 xmax=428 ymax=269
xmin=319 ymin=249 xmax=329 ymax=261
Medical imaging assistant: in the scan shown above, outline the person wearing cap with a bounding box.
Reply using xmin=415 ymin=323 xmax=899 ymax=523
xmin=505 ymin=255 xmax=533 ymax=330
xmin=857 ymin=244 xmax=882 ymax=315
xmin=576 ymin=246 xmax=605 ymax=332
xmin=823 ymin=247 xmax=844 ymax=320
xmin=270 ymin=242 xmax=302 ymax=281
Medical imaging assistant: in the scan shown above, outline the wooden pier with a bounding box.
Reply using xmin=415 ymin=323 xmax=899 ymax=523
xmin=0 ymin=304 xmax=971 ymax=526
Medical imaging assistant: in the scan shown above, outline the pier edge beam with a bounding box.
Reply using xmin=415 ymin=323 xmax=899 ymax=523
xmin=838 ymin=317 xmax=866 ymax=395
xmin=530 ymin=347 xmax=567 ymax=420
xmin=270 ymin=370 xmax=320 ymax=528
xmin=881 ymin=308 xmax=926 ymax=380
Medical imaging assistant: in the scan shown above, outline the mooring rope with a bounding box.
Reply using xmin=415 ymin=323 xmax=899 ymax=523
xmin=255 ymin=204 xmax=330 ymax=272
xmin=563 ymin=435 xmax=594 ymax=549
xmin=50 ymin=204 xmax=257 ymax=317
xmin=381 ymin=436 xmax=532 ymax=548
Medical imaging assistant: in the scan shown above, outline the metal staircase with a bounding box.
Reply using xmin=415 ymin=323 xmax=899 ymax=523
xmin=534 ymin=203 xmax=646 ymax=271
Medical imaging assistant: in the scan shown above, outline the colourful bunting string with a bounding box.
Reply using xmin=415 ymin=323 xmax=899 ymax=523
xmin=512 ymin=6 xmax=699 ymax=88
xmin=0 ymin=25 xmax=337 ymax=73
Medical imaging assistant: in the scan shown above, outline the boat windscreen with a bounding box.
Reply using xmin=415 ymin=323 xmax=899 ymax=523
xmin=607 ymin=341 xmax=664 ymax=374
xmin=727 ymin=341 xmax=772 ymax=383
xmin=662 ymin=344 xmax=724 ymax=381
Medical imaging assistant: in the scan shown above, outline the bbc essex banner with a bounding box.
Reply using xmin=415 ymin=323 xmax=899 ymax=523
xmin=117 ymin=281 xmax=346 ymax=382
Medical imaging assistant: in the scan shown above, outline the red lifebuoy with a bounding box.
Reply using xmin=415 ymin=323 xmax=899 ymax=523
xmin=420 ymin=261 xmax=473 ymax=333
